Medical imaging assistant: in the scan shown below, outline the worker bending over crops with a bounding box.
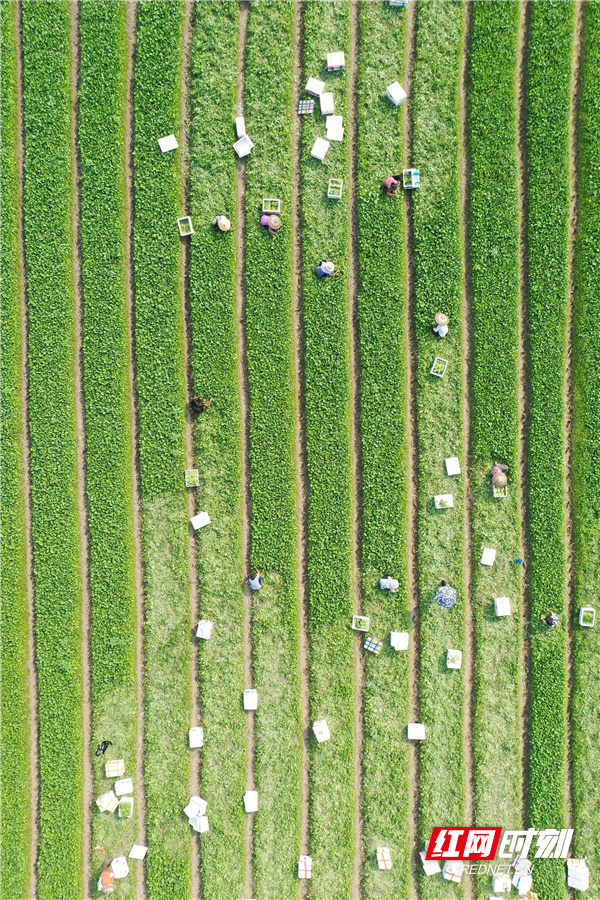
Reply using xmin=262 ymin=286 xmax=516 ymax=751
xmin=316 ymin=260 xmax=339 ymax=277
xmin=248 ymin=568 xmax=263 ymax=590
xmin=379 ymin=575 xmax=400 ymax=592
xmin=433 ymin=312 xmax=449 ymax=337
xmin=260 ymin=213 xmax=281 ymax=237
xmin=383 ymin=174 xmax=402 ymax=195
xmin=212 ymin=215 xmax=232 ymax=232
xmin=190 ymin=396 xmax=213 ymax=414
xmin=541 ymin=609 xmax=560 ymax=627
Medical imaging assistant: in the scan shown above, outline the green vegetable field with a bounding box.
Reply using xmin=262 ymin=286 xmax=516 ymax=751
xmin=2 ymin=1 xmax=599 ymax=899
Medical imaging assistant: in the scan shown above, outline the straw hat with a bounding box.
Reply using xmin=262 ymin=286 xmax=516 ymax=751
xmin=492 ymin=472 xmax=508 ymax=487
xmin=435 ymin=312 xmax=449 ymax=326
xmin=268 ymin=214 xmax=281 ymax=231
xmin=218 ymin=216 xmax=231 ymax=232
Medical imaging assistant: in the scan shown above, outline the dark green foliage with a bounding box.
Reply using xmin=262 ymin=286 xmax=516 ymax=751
xmin=526 ymin=4 xmax=573 ymax=896
xmin=356 ymin=2 xmax=411 ymax=896
xmin=0 ymin=4 xmax=31 ymax=897
xmin=20 ymin=4 xmax=84 ymax=896
xmin=302 ymin=3 xmax=355 ymax=897
xmin=78 ymin=4 xmax=138 ymax=893
xmin=133 ymin=0 xmax=186 ymax=498
xmin=244 ymin=2 xmax=303 ymax=896
xmin=467 ymin=10 xmax=522 ymax=897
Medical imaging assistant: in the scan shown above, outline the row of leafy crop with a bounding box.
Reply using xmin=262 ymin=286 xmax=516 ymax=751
xmin=133 ymin=4 xmax=192 ymax=897
xmin=243 ymin=3 xmax=303 ymax=897
xmin=301 ymin=3 xmax=355 ymax=897
xmin=187 ymin=2 xmax=247 ymax=896
xmin=410 ymin=5 xmax=466 ymax=896
xmin=467 ymin=7 xmax=522 ymax=900
xmin=20 ymin=4 xmax=85 ymax=896
xmin=78 ymin=4 xmax=139 ymax=895
xmin=355 ymin=2 xmax=411 ymax=897
xmin=572 ymin=4 xmax=600 ymax=895
xmin=525 ymin=4 xmax=574 ymax=897
xmin=0 ymin=5 xmax=32 ymax=899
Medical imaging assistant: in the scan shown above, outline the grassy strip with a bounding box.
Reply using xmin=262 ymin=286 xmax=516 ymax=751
xmin=572 ymin=4 xmax=600 ymax=894
xmin=133 ymin=3 xmax=191 ymax=896
xmin=355 ymin=2 xmax=410 ymax=895
xmin=467 ymin=6 xmax=522 ymax=898
xmin=78 ymin=4 xmax=138 ymax=893
xmin=187 ymin=2 xmax=246 ymax=896
xmin=301 ymin=3 xmax=354 ymax=897
xmin=410 ymin=5 xmax=465 ymax=893
xmin=20 ymin=4 xmax=84 ymax=894
xmin=0 ymin=4 xmax=31 ymax=897
xmin=243 ymin=2 xmax=303 ymax=897
xmin=525 ymin=4 xmax=573 ymax=896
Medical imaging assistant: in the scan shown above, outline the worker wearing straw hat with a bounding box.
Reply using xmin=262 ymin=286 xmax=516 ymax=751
xmin=260 ymin=213 xmax=281 ymax=237
xmin=211 ymin=215 xmax=232 ymax=232
xmin=491 ymin=462 xmax=508 ymax=486
xmin=432 ymin=312 xmax=449 ymax=337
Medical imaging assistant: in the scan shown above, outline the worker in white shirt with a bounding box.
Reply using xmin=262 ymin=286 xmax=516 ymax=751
xmin=379 ymin=575 xmax=399 ymax=592
xmin=248 ymin=568 xmax=263 ymax=590
xmin=432 ymin=312 xmax=449 ymax=337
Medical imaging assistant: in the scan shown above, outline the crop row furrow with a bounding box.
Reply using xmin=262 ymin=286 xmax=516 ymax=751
xmin=355 ymin=1 xmax=410 ymax=896
xmin=301 ymin=3 xmax=355 ymax=897
xmin=244 ymin=3 xmax=303 ymax=897
xmin=467 ymin=6 xmax=522 ymax=900
xmin=525 ymin=3 xmax=574 ymax=897
xmin=132 ymin=3 xmax=192 ymax=896
xmin=188 ymin=0 xmax=247 ymax=895
xmin=410 ymin=5 xmax=466 ymax=897
xmin=0 ymin=4 xmax=33 ymax=898
xmin=78 ymin=2 xmax=140 ymax=895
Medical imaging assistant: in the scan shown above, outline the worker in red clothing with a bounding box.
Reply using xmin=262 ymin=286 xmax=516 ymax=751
xmin=383 ymin=174 xmax=402 ymax=195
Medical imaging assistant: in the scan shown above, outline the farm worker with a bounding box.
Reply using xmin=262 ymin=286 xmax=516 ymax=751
xmin=260 ymin=213 xmax=281 ymax=237
xmin=541 ymin=609 xmax=560 ymax=627
xmin=316 ymin=260 xmax=339 ymax=277
xmin=248 ymin=568 xmax=263 ymax=590
xmin=491 ymin=463 xmax=509 ymax=486
xmin=95 ymin=740 xmax=112 ymax=757
xmin=432 ymin=312 xmax=449 ymax=337
xmin=190 ymin=396 xmax=213 ymax=414
xmin=212 ymin=215 xmax=232 ymax=232
xmin=379 ymin=575 xmax=400 ymax=592
xmin=98 ymin=862 xmax=115 ymax=894
xmin=383 ymin=174 xmax=402 ymax=195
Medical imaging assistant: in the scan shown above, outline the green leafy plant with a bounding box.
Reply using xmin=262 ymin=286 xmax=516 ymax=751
xmin=0 ymin=6 xmax=32 ymax=897
xmin=356 ymin=2 xmax=411 ymax=896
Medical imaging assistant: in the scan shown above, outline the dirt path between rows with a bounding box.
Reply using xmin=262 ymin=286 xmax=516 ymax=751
xmin=234 ymin=4 xmax=254 ymax=899
xmin=15 ymin=2 xmax=40 ymax=895
xmin=564 ymin=0 xmax=585 ymax=839
xmin=403 ymin=2 xmax=420 ymax=896
xmin=459 ymin=0 xmax=475 ymax=870
xmin=347 ymin=4 xmax=365 ymax=899
xmin=69 ymin=4 xmax=94 ymax=895
xmin=123 ymin=3 xmax=148 ymax=897
xmin=177 ymin=2 xmax=200 ymax=896
xmin=289 ymin=5 xmax=311 ymax=900
xmin=516 ymin=0 xmax=532 ymax=831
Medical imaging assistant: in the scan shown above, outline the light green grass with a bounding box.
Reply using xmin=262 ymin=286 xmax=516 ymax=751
xmin=467 ymin=9 xmax=522 ymax=900
xmin=20 ymin=4 xmax=84 ymax=895
xmin=244 ymin=2 xmax=303 ymax=897
xmin=0 ymin=4 xmax=32 ymax=897
xmin=188 ymin=1 xmax=247 ymax=896
xmin=571 ymin=2 xmax=600 ymax=896
xmin=410 ymin=6 xmax=466 ymax=896
xmin=302 ymin=3 xmax=355 ymax=898
xmin=356 ymin=2 xmax=410 ymax=896
xmin=78 ymin=3 xmax=139 ymax=894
